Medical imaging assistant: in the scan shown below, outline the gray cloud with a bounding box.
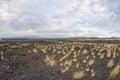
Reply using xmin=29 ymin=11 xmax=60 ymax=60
xmin=0 ymin=0 xmax=120 ymax=38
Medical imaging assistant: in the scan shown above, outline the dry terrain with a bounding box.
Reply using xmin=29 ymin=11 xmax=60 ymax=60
xmin=0 ymin=38 xmax=120 ymax=80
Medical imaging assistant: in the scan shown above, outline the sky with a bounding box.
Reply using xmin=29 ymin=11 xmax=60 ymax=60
xmin=0 ymin=0 xmax=120 ymax=38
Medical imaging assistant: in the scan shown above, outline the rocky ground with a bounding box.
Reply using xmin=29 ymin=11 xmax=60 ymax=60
xmin=0 ymin=39 xmax=120 ymax=80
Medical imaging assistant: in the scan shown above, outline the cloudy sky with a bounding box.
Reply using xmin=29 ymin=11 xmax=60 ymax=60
xmin=0 ymin=0 xmax=120 ymax=38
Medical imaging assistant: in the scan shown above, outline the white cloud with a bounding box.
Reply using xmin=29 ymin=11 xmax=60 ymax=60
xmin=0 ymin=0 xmax=120 ymax=38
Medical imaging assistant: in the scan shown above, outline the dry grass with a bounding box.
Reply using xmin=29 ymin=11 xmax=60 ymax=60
xmin=60 ymin=52 xmax=71 ymax=62
xmin=99 ymin=54 xmax=104 ymax=59
xmin=91 ymin=72 xmax=96 ymax=77
xmin=33 ymin=48 xmax=38 ymax=53
xmin=109 ymin=64 xmax=120 ymax=79
xmin=82 ymin=49 xmax=88 ymax=54
xmin=83 ymin=59 xmax=87 ymax=63
xmin=73 ymin=71 xmax=85 ymax=79
xmin=85 ymin=68 xmax=90 ymax=72
xmin=107 ymin=59 xmax=114 ymax=68
xmin=1 ymin=39 xmax=120 ymax=80
xmin=0 ymin=52 xmax=4 ymax=60
xmin=88 ymin=59 xmax=95 ymax=66
xmin=61 ymin=66 xmax=70 ymax=73
xmin=106 ymin=52 xmax=112 ymax=58
xmin=44 ymin=55 xmax=56 ymax=67
xmin=76 ymin=63 xmax=80 ymax=68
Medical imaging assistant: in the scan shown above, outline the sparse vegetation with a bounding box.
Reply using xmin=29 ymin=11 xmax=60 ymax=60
xmin=73 ymin=71 xmax=85 ymax=79
xmin=0 ymin=38 xmax=120 ymax=80
xmin=109 ymin=64 xmax=120 ymax=79
xmin=107 ymin=59 xmax=114 ymax=68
